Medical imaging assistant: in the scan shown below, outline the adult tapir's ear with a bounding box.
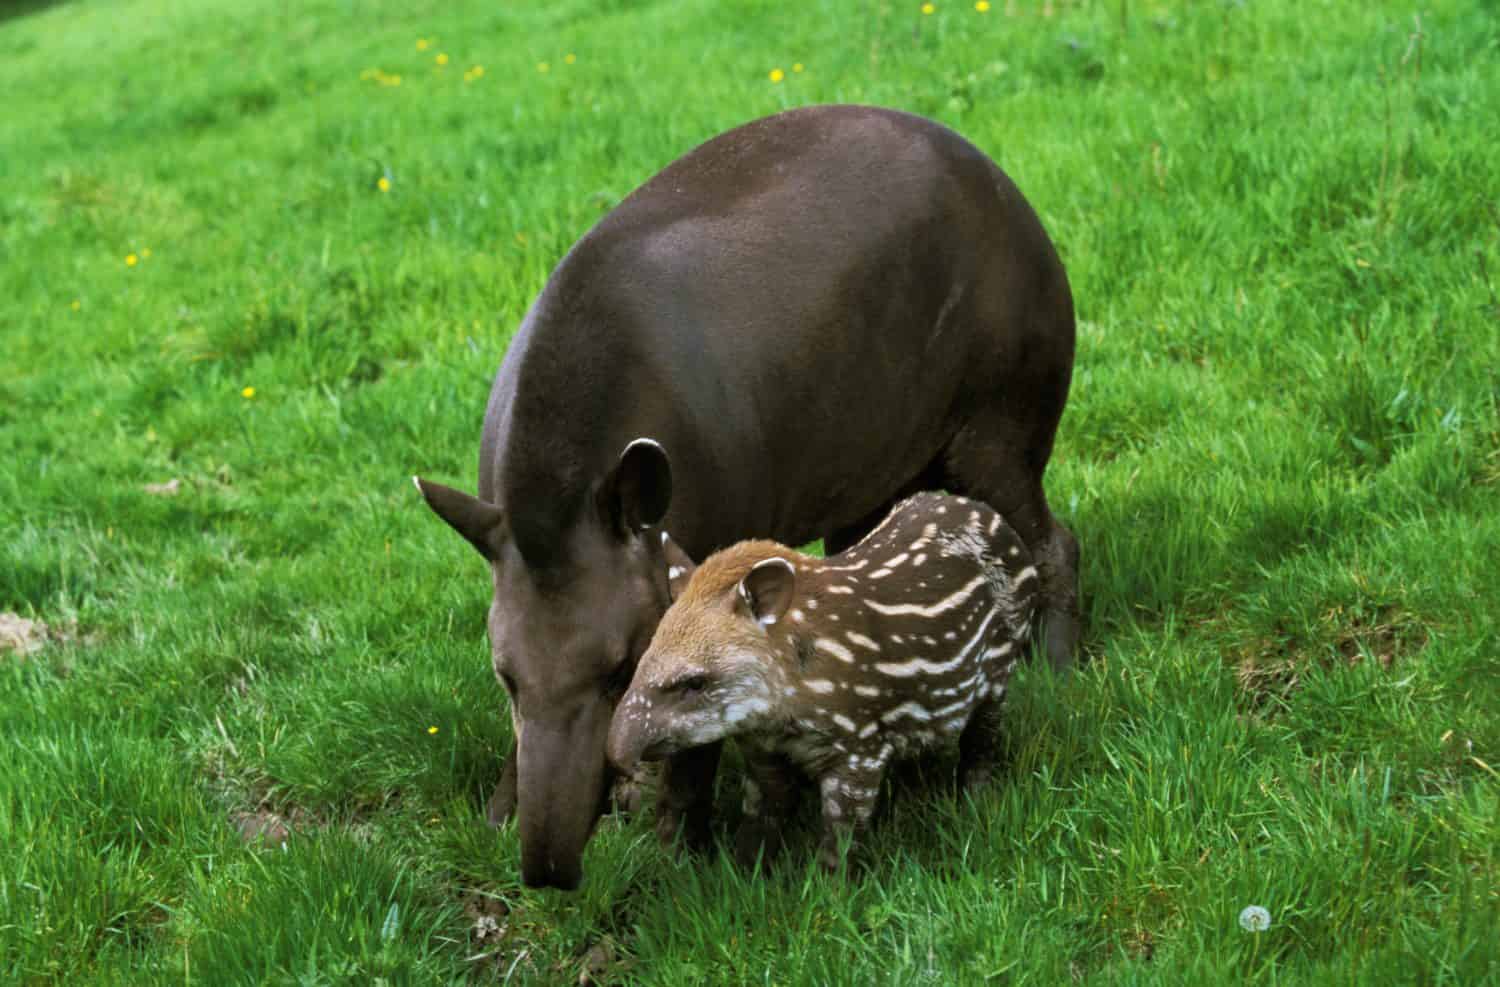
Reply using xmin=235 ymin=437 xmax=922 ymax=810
xmin=599 ymin=438 xmax=672 ymax=536
xmin=661 ymin=531 xmax=697 ymax=601
xmin=412 ymin=476 xmax=506 ymax=561
xmin=737 ymin=557 xmax=796 ymax=628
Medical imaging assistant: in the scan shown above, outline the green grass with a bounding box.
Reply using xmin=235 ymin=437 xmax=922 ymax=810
xmin=2 ymin=0 xmax=1497 ymax=982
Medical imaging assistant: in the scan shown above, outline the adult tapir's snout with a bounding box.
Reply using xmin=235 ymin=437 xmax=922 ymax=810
xmin=515 ymin=702 xmax=613 ymax=890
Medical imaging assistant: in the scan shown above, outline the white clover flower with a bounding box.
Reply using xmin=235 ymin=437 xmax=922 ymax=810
xmin=1239 ymin=905 xmax=1272 ymax=932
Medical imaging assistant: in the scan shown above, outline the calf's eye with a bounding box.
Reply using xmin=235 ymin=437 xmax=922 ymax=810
xmin=675 ymin=674 xmax=708 ymax=694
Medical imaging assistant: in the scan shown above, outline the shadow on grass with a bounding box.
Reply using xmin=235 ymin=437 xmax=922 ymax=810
xmin=0 ymin=0 xmax=70 ymax=25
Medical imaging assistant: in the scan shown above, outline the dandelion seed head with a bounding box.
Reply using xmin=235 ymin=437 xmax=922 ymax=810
xmin=1239 ymin=905 xmax=1271 ymax=933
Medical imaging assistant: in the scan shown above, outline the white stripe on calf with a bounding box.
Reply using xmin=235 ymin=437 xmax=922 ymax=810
xmin=881 ymin=702 xmax=934 ymax=724
xmin=873 ymin=605 xmax=1000 ymax=678
xmin=863 ymin=574 xmax=987 ymax=617
xmin=816 ymin=639 xmax=856 ymax=663
xmin=804 ymin=679 xmax=835 ymax=694
xmin=845 ymin=631 xmax=881 ymax=652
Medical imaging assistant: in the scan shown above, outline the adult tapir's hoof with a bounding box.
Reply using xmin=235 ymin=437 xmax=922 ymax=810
xmin=485 ymin=750 xmax=519 ymax=827
xmin=1039 ymin=519 xmax=1082 ymax=671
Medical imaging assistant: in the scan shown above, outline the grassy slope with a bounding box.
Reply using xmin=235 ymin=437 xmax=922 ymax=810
xmin=2 ymin=0 xmax=1497 ymax=982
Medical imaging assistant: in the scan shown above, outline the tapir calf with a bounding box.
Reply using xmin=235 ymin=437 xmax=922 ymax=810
xmin=607 ymin=492 xmax=1039 ymax=871
xmin=415 ymin=104 xmax=1078 ymax=889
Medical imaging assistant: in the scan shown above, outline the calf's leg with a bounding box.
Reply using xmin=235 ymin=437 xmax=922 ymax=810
xmin=956 ymin=693 xmax=1008 ymax=792
xmin=816 ymin=757 xmax=887 ymax=873
xmin=734 ymin=752 xmax=802 ymax=870
xmin=654 ymin=741 xmax=722 ymax=853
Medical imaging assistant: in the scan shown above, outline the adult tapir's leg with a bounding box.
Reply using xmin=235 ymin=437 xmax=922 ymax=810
xmin=941 ymin=417 xmax=1080 ymax=670
xmin=485 ymin=746 xmax=519 ymax=826
xmin=655 ymin=740 xmax=722 ymax=853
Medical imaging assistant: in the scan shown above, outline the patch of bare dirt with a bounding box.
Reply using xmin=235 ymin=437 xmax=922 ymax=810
xmin=1331 ymin=606 xmax=1429 ymax=668
xmin=1232 ymin=605 xmax=1429 ymax=712
xmin=0 ymin=612 xmax=83 ymax=658
xmin=231 ymin=809 xmax=292 ymax=846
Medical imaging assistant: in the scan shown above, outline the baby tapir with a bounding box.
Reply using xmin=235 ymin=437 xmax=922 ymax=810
xmin=606 ymin=492 xmax=1039 ymax=871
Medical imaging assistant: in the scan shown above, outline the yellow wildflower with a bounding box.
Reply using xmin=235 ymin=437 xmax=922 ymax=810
xmin=241 ymin=386 xmax=256 ymax=399
xmin=922 ymin=1 xmax=936 ymax=12
xmin=70 ymin=299 xmax=81 ymax=311
xmin=564 ymin=53 xmax=577 ymax=64
xmin=125 ymin=253 xmax=138 ymax=267
xmin=142 ymin=247 xmax=152 ymax=259
xmin=769 ymin=67 xmax=785 ymax=83
xmin=537 ymin=61 xmax=550 ymax=73
xmin=377 ymin=176 xmax=391 ymax=192
xmin=416 ymin=38 xmax=430 ymax=51
xmin=435 ymin=52 xmax=449 ymax=66
xmin=427 ymin=725 xmax=439 ymax=735
xmin=976 ymin=0 xmax=990 ymax=9
xmin=793 ymin=63 xmax=804 ymax=73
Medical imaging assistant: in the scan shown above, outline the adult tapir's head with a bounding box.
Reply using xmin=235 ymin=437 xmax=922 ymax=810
xmin=414 ymin=438 xmax=689 ymax=890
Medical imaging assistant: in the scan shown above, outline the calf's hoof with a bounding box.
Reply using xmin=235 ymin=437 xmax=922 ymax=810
xmin=655 ymin=805 xmax=714 ymax=855
xmin=957 ymin=763 xmax=998 ymax=794
xmin=733 ymin=820 xmax=786 ymax=871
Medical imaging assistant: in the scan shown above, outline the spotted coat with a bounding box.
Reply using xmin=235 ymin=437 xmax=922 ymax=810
xmin=606 ymin=491 xmax=1038 ymax=870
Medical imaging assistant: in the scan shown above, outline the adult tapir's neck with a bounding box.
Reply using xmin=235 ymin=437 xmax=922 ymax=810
xmin=479 ymin=286 xmax=773 ymax=565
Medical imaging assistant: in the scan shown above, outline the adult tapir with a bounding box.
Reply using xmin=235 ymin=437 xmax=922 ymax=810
xmin=414 ymin=105 xmax=1079 ymax=889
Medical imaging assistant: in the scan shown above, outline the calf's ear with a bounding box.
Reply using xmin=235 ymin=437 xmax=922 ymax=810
xmin=413 ymin=476 xmax=506 ymax=561
xmin=737 ymin=557 xmax=796 ymax=628
xmin=661 ymin=532 xmax=698 ymax=601
xmin=599 ymin=438 xmax=672 ymax=536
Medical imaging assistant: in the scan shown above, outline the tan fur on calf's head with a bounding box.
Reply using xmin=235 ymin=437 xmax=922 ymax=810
xmin=606 ymin=541 xmax=807 ymax=771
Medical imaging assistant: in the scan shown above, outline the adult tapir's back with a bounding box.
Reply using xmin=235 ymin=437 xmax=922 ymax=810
xmin=419 ymin=104 xmax=1078 ymax=890
xmin=484 ymin=105 xmax=1075 ymax=564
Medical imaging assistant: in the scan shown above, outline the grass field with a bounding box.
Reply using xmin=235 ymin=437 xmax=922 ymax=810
xmin=3 ymin=0 xmax=1498 ymax=982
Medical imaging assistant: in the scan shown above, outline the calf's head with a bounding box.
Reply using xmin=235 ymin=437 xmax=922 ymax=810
xmin=608 ymin=547 xmax=796 ymax=775
xmin=416 ymin=438 xmax=687 ymax=890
